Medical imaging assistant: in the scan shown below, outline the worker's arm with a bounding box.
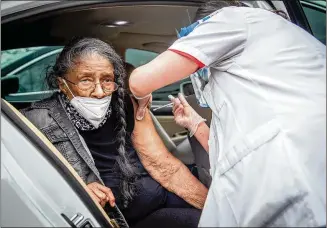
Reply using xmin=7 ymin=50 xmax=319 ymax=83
xmin=129 ymin=9 xmax=246 ymax=99
xmin=129 ymin=9 xmax=246 ymax=121
xmin=193 ymin=122 xmax=210 ymax=153
xmin=131 ymin=99 xmax=208 ymax=209
xmin=129 ymin=50 xmax=199 ymax=98
xmin=170 ymin=93 xmax=210 ymax=153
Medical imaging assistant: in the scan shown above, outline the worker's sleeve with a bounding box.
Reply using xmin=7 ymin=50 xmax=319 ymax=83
xmin=169 ymin=8 xmax=248 ymax=70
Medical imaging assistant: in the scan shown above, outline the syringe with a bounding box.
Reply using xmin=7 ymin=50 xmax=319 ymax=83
xmin=152 ymin=102 xmax=173 ymax=111
xmin=152 ymin=95 xmax=175 ymax=111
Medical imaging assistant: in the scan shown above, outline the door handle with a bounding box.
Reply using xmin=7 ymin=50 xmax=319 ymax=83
xmin=70 ymin=213 xmax=84 ymax=225
xmin=172 ymin=131 xmax=188 ymax=137
xmin=61 ymin=213 xmax=78 ymax=228
xmin=61 ymin=213 xmax=94 ymax=227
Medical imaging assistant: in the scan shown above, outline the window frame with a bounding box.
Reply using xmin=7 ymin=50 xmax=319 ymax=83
xmin=300 ymin=0 xmax=326 ymax=12
xmin=299 ymin=0 xmax=326 ymax=44
xmin=283 ymin=0 xmax=313 ymax=34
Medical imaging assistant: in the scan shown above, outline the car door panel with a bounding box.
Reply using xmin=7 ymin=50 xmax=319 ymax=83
xmin=2 ymin=116 xmax=92 ymax=227
xmin=154 ymin=115 xmax=187 ymax=144
xmin=1 ymin=100 xmax=118 ymax=227
xmin=1 ymin=154 xmax=53 ymax=227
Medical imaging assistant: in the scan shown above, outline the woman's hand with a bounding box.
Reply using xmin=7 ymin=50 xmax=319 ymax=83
xmin=170 ymin=93 xmax=206 ymax=137
xmin=87 ymin=182 xmax=115 ymax=207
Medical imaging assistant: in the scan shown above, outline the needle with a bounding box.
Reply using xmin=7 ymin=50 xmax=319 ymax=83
xmin=152 ymin=102 xmax=173 ymax=111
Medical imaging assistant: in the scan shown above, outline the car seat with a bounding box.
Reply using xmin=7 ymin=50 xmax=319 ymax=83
xmin=185 ymin=94 xmax=212 ymax=188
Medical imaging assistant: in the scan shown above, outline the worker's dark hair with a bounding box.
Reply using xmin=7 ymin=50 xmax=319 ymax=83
xmin=194 ymin=0 xmax=246 ymax=21
xmin=194 ymin=0 xmax=288 ymax=22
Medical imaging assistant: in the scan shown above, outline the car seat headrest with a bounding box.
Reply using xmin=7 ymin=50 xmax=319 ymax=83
xmin=124 ymin=62 xmax=136 ymax=94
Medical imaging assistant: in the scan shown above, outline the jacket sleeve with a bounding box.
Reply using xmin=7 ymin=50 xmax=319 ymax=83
xmin=86 ymin=172 xmax=101 ymax=184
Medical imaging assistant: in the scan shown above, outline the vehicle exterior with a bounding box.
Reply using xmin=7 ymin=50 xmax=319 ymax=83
xmin=1 ymin=1 xmax=325 ymax=227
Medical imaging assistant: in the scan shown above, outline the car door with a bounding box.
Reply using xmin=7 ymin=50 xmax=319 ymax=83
xmin=1 ymin=100 xmax=121 ymax=228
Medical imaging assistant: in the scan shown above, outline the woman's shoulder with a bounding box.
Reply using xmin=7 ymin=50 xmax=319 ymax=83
xmin=20 ymin=94 xmax=61 ymax=129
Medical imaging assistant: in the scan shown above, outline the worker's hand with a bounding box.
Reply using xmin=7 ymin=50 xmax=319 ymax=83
xmin=170 ymin=93 xmax=206 ymax=137
xmin=87 ymin=182 xmax=115 ymax=207
xmin=135 ymin=94 xmax=152 ymax=121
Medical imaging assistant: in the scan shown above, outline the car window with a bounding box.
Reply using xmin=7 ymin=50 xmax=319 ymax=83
xmin=300 ymin=1 xmax=326 ymax=44
xmin=125 ymin=48 xmax=190 ymax=101
xmin=1 ymin=47 xmax=46 ymax=70
xmin=3 ymin=47 xmax=191 ymax=100
xmin=14 ymin=52 xmax=60 ymax=93
xmin=1 ymin=47 xmax=63 ymax=95
xmin=125 ymin=49 xmax=159 ymax=68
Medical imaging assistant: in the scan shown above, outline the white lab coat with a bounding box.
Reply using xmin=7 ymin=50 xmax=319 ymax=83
xmin=169 ymin=6 xmax=326 ymax=227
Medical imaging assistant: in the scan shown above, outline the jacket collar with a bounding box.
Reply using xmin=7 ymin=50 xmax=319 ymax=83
xmin=30 ymin=92 xmax=102 ymax=182
xmin=30 ymin=92 xmax=61 ymax=110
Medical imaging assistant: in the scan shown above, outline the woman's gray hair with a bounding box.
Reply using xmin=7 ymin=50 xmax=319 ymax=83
xmin=46 ymin=37 xmax=137 ymax=207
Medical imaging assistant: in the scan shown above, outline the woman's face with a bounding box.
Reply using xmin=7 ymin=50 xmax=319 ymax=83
xmin=59 ymin=53 xmax=115 ymax=100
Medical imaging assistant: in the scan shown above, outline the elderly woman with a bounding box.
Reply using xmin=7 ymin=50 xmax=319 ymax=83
xmin=21 ymin=37 xmax=207 ymax=227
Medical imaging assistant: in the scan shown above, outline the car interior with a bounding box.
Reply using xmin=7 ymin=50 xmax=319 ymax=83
xmin=2 ymin=1 xmax=220 ymax=186
xmin=1 ymin=2 xmax=217 ymax=226
xmin=2 ymin=0 xmax=324 ymax=227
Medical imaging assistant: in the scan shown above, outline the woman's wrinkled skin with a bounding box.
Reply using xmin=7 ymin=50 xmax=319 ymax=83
xmin=58 ymin=54 xmax=115 ymax=99
xmin=87 ymin=182 xmax=115 ymax=207
xmin=130 ymin=98 xmax=208 ymax=209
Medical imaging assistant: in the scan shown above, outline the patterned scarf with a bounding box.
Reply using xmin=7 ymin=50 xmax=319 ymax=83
xmin=59 ymin=93 xmax=112 ymax=131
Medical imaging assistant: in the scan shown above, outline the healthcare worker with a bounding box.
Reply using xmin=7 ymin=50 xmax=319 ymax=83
xmin=129 ymin=0 xmax=326 ymax=227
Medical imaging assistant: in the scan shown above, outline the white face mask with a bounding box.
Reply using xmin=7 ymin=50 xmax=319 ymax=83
xmin=63 ymin=79 xmax=112 ymax=128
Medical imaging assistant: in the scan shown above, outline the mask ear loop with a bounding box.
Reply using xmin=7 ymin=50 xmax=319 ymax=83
xmin=62 ymin=78 xmax=75 ymax=98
